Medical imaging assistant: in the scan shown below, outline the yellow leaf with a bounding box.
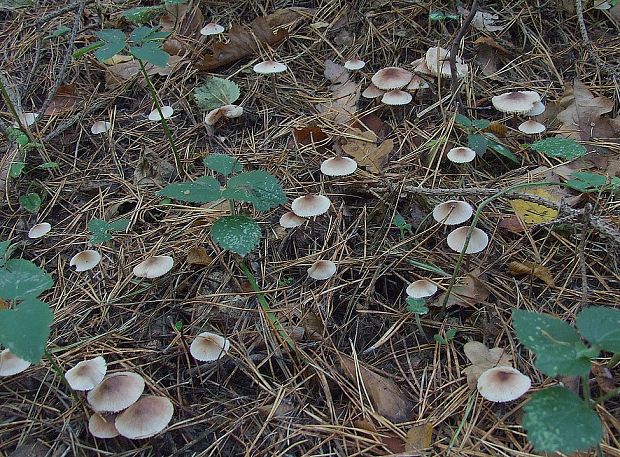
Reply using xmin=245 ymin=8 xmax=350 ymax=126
xmin=102 ymin=54 xmax=134 ymax=65
xmin=405 ymin=423 xmax=433 ymax=451
xmin=341 ymin=128 xmax=393 ymax=173
xmin=508 ymin=261 xmax=555 ymax=286
xmin=509 ymin=186 xmax=558 ymax=225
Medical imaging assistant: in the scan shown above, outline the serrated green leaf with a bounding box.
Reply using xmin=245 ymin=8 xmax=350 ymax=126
xmin=0 ymin=259 xmax=54 ymax=300
xmin=19 ymin=193 xmax=41 ymax=214
xmin=194 ymin=77 xmax=240 ymax=111
xmin=211 ymin=215 xmax=261 ymax=256
xmin=9 ymin=162 xmax=25 ymax=178
xmin=94 ymin=29 xmax=126 ymax=62
xmin=530 ymin=138 xmax=586 ymax=160
xmin=406 ymin=297 xmax=428 ymax=314
xmin=122 ymin=6 xmax=165 ymax=24
xmin=523 ymin=387 xmax=602 ymax=453
xmin=0 ymin=297 xmax=53 ymax=363
xmin=222 ymin=170 xmax=286 ymax=211
xmin=471 ymin=119 xmax=491 ymax=129
xmin=157 ymin=176 xmax=222 ymax=203
xmin=512 ymin=309 xmax=592 ymax=376
xmin=576 ymin=306 xmax=620 ymax=353
xmin=488 ymin=140 xmax=520 ymax=164
xmin=467 ymin=133 xmax=488 ymax=156
xmin=88 ymin=218 xmax=130 ymax=244
xmin=565 ymin=171 xmax=620 ymax=193
xmin=0 ymin=241 xmax=11 ymax=267
xmin=203 ymin=154 xmax=243 ymax=177
xmin=130 ymin=42 xmax=169 ymax=67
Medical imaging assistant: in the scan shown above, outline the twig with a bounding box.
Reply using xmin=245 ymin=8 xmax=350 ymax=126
xmin=575 ymin=0 xmax=619 ymax=79
xmin=578 ymin=203 xmax=592 ymax=309
xmin=42 ymin=97 xmax=111 ymax=142
xmin=34 ymin=0 xmax=95 ymax=27
xmin=450 ymin=0 xmax=479 ymax=112
xmin=22 ymin=36 xmax=43 ymax=101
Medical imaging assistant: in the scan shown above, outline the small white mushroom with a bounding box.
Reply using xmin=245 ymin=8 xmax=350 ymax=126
xmin=115 ymin=396 xmax=174 ymax=439
xmin=0 ymin=349 xmax=31 ymax=377
xmin=148 ymin=105 xmax=174 ymax=121
xmin=253 ymin=61 xmax=287 ymax=74
xmin=28 ymin=222 xmax=51 ymax=239
xmin=279 ymin=211 xmax=306 ymax=229
xmin=477 ymin=366 xmax=531 ymax=402
xmin=320 ymin=157 xmax=358 ymax=176
xmin=307 ymin=260 xmax=337 ymax=280
xmin=133 ymin=255 xmax=174 ymax=278
xmin=518 ymin=119 xmax=546 ymax=135
xmin=432 ymin=200 xmax=474 ymax=225
xmin=446 ymin=226 xmax=489 ymax=254
xmin=91 ymin=121 xmax=112 ymax=135
xmin=200 ymin=22 xmax=225 ymax=36
xmin=70 ymin=250 xmax=102 ymax=272
xmin=406 ymin=279 xmax=438 ymax=298
xmin=447 ymin=146 xmax=476 ymax=164
xmin=65 ymin=356 xmax=107 ymax=391
xmin=190 ymin=332 xmax=230 ymax=362
xmin=291 ymin=195 xmax=331 ymax=217
xmin=371 ymin=67 xmax=413 ymax=90
xmin=344 ymin=58 xmax=365 ymax=71
xmin=381 ymin=90 xmax=413 ymax=106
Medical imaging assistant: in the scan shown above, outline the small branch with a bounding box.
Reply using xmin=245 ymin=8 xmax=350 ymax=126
xmin=34 ymin=0 xmax=95 ymax=27
xmin=575 ymin=0 xmax=619 ymax=79
xmin=450 ymin=0 xmax=479 ymax=112
xmin=578 ymin=203 xmax=592 ymax=310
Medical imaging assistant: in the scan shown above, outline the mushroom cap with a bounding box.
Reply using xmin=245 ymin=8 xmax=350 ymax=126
xmin=425 ymin=47 xmax=468 ymax=78
xmin=291 ymin=194 xmax=331 ymax=217
xmin=381 ymin=90 xmax=413 ymax=106
xmin=89 ymin=413 xmax=119 ymax=438
xmin=279 ymin=211 xmax=306 ymax=229
xmin=16 ymin=112 xmax=38 ymax=127
xmin=371 ymin=67 xmax=413 ymax=90
xmin=253 ymin=60 xmax=287 ymax=74
xmin=344 ymin=58 xmax=366 ymax=70
xmin=411 ymin=57 xmax=433 ymax=75
xmin=0 ymin=349 xmax=31 ymax=376
xmin=190 ymin=332 xmax=230 ymax=362
xmin=447 ymin=146 xmax=476 ymax=163
xmin=307 ymin=260 xmax=337 ymax=280
xmin=477 ymin=366 xmax=531 ymax=402
xmin=320 ymin=156 xmax=358 ymax=176
xmin=200 ymin=22 xmax=225 ymax=35
xmin=91 ymin=121 xmax=112 ymax=135
xmin=28 ymin=222 xmax=51 ymax=239
xmin=525 ymin=101 xmax=546 ymax=116
xmin=204 ymin=105 xmax=244 ymax=126
xmin=87 ymin=372 xmax=145 ymax=412
xmin=148 ymin=105 xmax=174 ymax=121
xmin=70 ymin=250 xmax=102 ymax=272
xmin=406 ymin=279 xmax=438 ymax=298
xmin=491 ymin=91 xmax=541 ymax=114
xmin=133 ymin=255 xmax=174 ymax=279
xmin=518 ymin=119 xmax=546 ymax=134
xmin=406 ymin=75 xmax=429 ymax=90
xmin=432 ymin=200 xmax=474 ymax=225
xmin=361 ymin=83 xmax=385 ymax=99
xmin=446 ymin=226 xmax=489 ymax=254
xmin=115 ymin=396 xmax=174 ymax=439
xmin=65 ymin=356 xmax=107 ymax=391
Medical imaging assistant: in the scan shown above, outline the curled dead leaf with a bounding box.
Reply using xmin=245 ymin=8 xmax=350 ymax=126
xmin=316 ymin=60 xmax=360 ymax=124
xmin=341 ymin=128 xmax=393 ymax=173
xmin=462 ymin=341 xmax=512 ymax=389
xmin=431 ymin=269 xmax=490 ymax=308
xmin=507 ymin=261 xmax=555 ymax=286
xmin=187 ymin=247 xmax=213 ymax=266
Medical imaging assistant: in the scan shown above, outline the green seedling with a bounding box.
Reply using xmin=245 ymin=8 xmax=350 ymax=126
xmin=88 ymin=218 xmax=130 ymax=244
xmin=512 ymin=307 xmax=620 ymax=454
xmin=455 ymin=114 xmax=520 ymax=164
xmin=392 ymin=212 xmax=412 ymax=238
xmin=407 ymin=296 xmax=428 ymax=335
xmin=19 ymin=192 xmax=42 ymax=214
xmin=434 ymin=328 xmax=457 ymax=344
xmin=122 ymin=0 xmax=188 ymax=24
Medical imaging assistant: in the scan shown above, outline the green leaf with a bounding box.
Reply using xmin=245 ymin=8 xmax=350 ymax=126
xmin=407 ymin=259 xmax=450 ymax=277
xmin=9 ymin=162 xmax=25 ymax=178
xmin=406 ymin=297 xmax=428 ymax=314
xmin=194 ymin=77 xmax=241 ymax=111
xmin=211 ymin=215 xmax=261 ymax=256
xmin=471 ymin=119 xmax=491 ymax=129
xmin=467 ymin=133 xmax=488 ymax=156
xmin=530 ymin=138 xmax=586 ymax=160
xmin=0 ymin=259 xmax=54 ymax=300
xmin=523 ymin=387 xmax=602 ymax=453
xmin=203 ymin=154 xmax=243 ymax=177
xmin=488 ymin=140 xmax=520 ymax=164
xmin=129 ymin=26 xmax=169 ymax=44
xmin=222 ymin=171 xmax=286 ymax=211
xmin=130 ymin=42 xmax=169 ymax=67
xmin=19 ymin=193 xmax=41 ymax=214
xmin=45 ymin=25 xmax=71 ymax=39
xmin=164 ymin=0 xmax=188 ymax=4
xmin=576 ymin=306 xmax=620 ymax=353
xmin=94 ymin=29 xmax=126 ymax=62
xmin=73 ymin=42 xmax=104 ymax=60
xmin=122 ymin=6 xmax=166 ymax=24
xmin=157 ymin=176 xmax=222 ymax=203
xmin=512 ymin=309 xmax=592 ymax=376
xmin=434 ymin=328 xmax=456 ymax=344
xmin=37 ymin=162 xmax=59 ymax=170
xmin=565 ymin=171 xmax=620 ymax=193
xmin=455 ymin=114 xmax=472 ymax=127
xmin=393 ymin=213 xmax=412 ymax=233
xmin=0 ymin=297 xmax=53 ymax=363
xmin=16 ymin=134 xmax=29 ymax=146
xmin=428 ymin=11 xmax=446 ymax=21
xmin=88 ymin=218 xmax=130 ymax=244
xmin=0 ymin=241 xmax=11 ymax=267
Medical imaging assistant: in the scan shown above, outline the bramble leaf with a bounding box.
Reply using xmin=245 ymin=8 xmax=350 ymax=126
xmin=130 ymin=42 xmax=169 ymax=67
xmin=222 ymin=170 xmax=286 ymax=211
xmin=211 ymin=215 xmax=261 ymax=256
xmin=0 ymin=259 xmax=54 ymax=300
xmin=122 ymin=6 xmax=166 ymax=24
xmin=576 ymin=306 xmax=620 ymax=353
xmin=467 ymin=133 xmax=488 ymax=155
xmin=530 ymin=138 xmax=586 ymax=160
xmin=565 ymin=171 xmax=620 ymax=193
xmin=0 ymin=297 xmax=53 ymax=363
xmin=203 ymin=154 xmax=242 ymax=177
xmin=19 ymin=193 xmax=41 ymax=214
xmin=94 ymin=29 xmax=126 ymax=62
xmin=194 ymin=77 xmax=240 ymax=111
xmin=88 ymin=218 xmax=130 ymax=244
xmin=157 ymin=176 xmax=222 ymax=203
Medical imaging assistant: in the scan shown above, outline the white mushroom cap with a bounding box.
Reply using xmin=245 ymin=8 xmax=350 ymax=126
xmin=432 ymin=200 xmax=474 ymax=225
xmin=15 ymin=112 xmax=38 ymax=127
xmin=115 ymin=396 xmax=174 ymax=439
xmin=0 ymin=349 xmax=31 ymax=376
xmin=406 ymin=75 xmax=429 ymax=90
xmin=28 ymin=222 xmax=51 ymax=239
xmin=190 ymin=332 xmax=230 ymax=362
xmin=447 ymin=146 xmax=476 ymax=163
xmin=371 ymin=67 xmax=413 ymax=90
xmin=525 ymin=101 xmax=546 ymax=116
xmin=406 ymin=279 xmax=438 ymax=298
xmin=411 ymin=57 xmax=433 ymax=75
xmin=65 ymin=356 xmax=107 ymax=391
xmin=279 ymin=211 xmax=306 ymax=229
xmin=477 ymin=366 xmax=531 ymax=402
xmin=87 ymin=372 xmax=145 ymax=412
xmin=70 ymin=250 xmax=102 ymax=272
xmin=148 ymin=105 xmax=174 ymax=121
xmin=204 ymin=105 xmax=244 ymax=125
xmin=307 ymin=260 xmax=337 ymax=280
xmin=133 ymin=255 xmax=174 ymax=278
xmin=446 ymin=226 xmax=489 ymax=254
xmin=425 ymin=47 xmax=469 ymax=78
xmin=361 ymin=83 xmax=385 ymax=99
xmin=253 ymin=60 xmax=287 ymax=74
xmin=291 ymin=194 xmax=331 ymax=217
xmin=381 ymin=90 xmax=413 ymax=106
xmin=320 ymin=156 xmax=358 ymax=176
xmin=344 ymin=58 xmax=366 ymax=70
xmin=491 ymin=91 xmax=541 ymax=114
xmin=89 ymin=413 xmax=119 ymax=438
xmin=200 ymin=22 xmax=225 ymax=36
xmin=518 ymin=119 xmax=546 ymax=134
xmin=91 ymin=121 xmax=112 ymax=135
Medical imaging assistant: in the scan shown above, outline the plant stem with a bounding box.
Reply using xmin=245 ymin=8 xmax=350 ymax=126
xmin=447 ymin=391 xmax=476 ymax=454
xmin=44 ymin=349 xmax=80 ymax=402
xmin=607 ymin=352 xmax=620 ymax=369
xmin=0 ymin=77 xmax=27 ymax=134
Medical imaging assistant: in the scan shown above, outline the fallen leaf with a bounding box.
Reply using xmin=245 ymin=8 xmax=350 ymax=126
xmin=509 ymin=186 xmax=559 ymax=226
xmin=44 ymin=84 xmax=77 ymax=116
xmin=292 ymin=126 xmax=329 ymax=145
xmin=460 ymin=8 xmax=507 ymax=32
xmin=341 ymin=128 xmax=393 ymax=173
xmin=462 ymin=341 xmax=512 ymax=389
xmin=508 ymin=261 xmax=555 ymax=286
xmin=133 ymin=149 xmax=176 ymax=187
xmin=160 ymin=3 xmax=203 ymax=55
xmin=353 ymin=420 xmax=405 ymax=454
xmin=431 ymin=269 xmax=490 ymax=308
xmin=591 ymin=364 xmax=615 ymax=393
xmin=498 ymin=216 xmax=526 ymax=233
xmin=0 ymin=298 xmax=8 ymax=309
xmin=316 ymin=60 xmax=361 ymax=124
xmin=187 ymin=247 xmax=213 ymax=266
xmin=405 ymin=423 xmax=433 ymax=451
xmin=486 ymin=121 xmax=507 ymax=137
xmin=475 ymin=37 xmax=507 ymax=78
xmin=352 ymin=113 xmax=390 ymax=139
xmin=300 ymin=311 xmax=325 ymax=341
xmin=257 ymin=401 xmax=295 ymax=418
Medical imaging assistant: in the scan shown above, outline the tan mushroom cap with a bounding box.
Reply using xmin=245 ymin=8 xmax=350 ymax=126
xmin=411 ymin=57 xmax=433 ymax=75
xmin=446 ymin=226 xmax=489 ymax=254
xmin=406 ymin=279 xmax=438 ymax=298
xmin=371 ymin=67 xmax=413 ymax=90
xmin=190 ymin=332 xmax=230 ymax=362
xmin=148 ymin=105 xmax=174 ymax=121
xmin=320 ymin=156 xmax=358 ymax=176
xmin=291 ymin=194 xmax=331 ymax=217
xmin=518 ymin=119 xmax=546 ymax=134
xmin=200 ymin=22 xmax=225 ymax=36
xmin=279 ymin=211 xmax=306 ymax=229
xmin=491 ymin=91 xmax=541 ymax=114
xmin=344 ymin=58 xmax=366 ymax=70
xmin=115 ymin=396 xmax=174 ymax=439
xmin=70 ymin=249 xmax=102 ymax=272
xmin=28 ymin=222 xmax=51 ymax=239
xmin=0 ymin=349 xmax=31 ymax=376
xmin=307 ymin=259 xmax=337 ymax=280
xmin=87 ymin=371 xmax=145 ymax=412
xmin=381 ymin=90 xmax=413 ymax=106
xmin=477 ymin=366 xmax=531 ymax=402
xmin=525 ymin=101 xmax=546 ymax=116
xmin=362 ymin=83 xmax=385 ymax=99
xmin=91 ymin=121 xmax=112 ymax=135
xmin=89 ymin=413 xmax=119 ymax=439
xmin=447 ymin=146 xmax=476 ymax=163
xmin=432 ymin=200 xmax=474 ymax=225
xmin=406 ymin=75 xmax=429 ymax=90
xmin=65 ymin=356 xmax=107 ymax=391
xmin=253 ymin=60 xmax=287 ymax=74
xmin=133 ymin=255 xmax=174 ymax=278
xmin=204 ymin=105 xmax=244 ymax=125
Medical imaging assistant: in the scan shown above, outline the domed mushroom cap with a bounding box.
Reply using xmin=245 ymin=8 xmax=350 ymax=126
xmin=320 ymin=156 xmax=358 ymax=176
xmin=371 ymin=67 xmax=413 ymax=90
xmin=406 ymin=279 xmax=438 ymax=298
xmin=65 ymin=356 xmax=107 ymax=391
xmin=491 ymin=91 xmax=541 ymax=114
xmin=447 ymin=226 xmax=489 ymax=254
xmin=148 ymin=105 xmax=174 ymax=121
xmin=115 ymin=396 xmax=174 ymax=439
xmin=447 ymin=146 xmax=476 ymax=163
xmin=361 ymin=83 xmax=385 ymax=99
xmin=28 ymin=222 xmax=51 ymax=239
xmin=89 ymin=413 xmax=119 ymax=438
xmin=190 ymin=332 xmax=230 ymax=362
xmin=200 ymin=22 xmax=225 ymax=36
xmin=87 ymin=372 xmax=145 ymax=412
xmin=15 ymin=112 xmax=38 ymax=127
xmin=307 ymin=260 xmax=337 ymax=280
xmin=381 ymin=90 xmax=412 ymax=106
xmin=0 ymin=349 xmax=31 ymax=376
xmin=477 ymin=366 xmax=531 ymax=402
xmin=91 ymin=121 xmax=112 ymax=135
xmin=432 ymin=200 xmax=474 ymax=225
xmin=291 ymin=194 xmax=331 ymax=217
xmin=344 ymin=58 xmax=365 ymax=70
xmin=518 ymin=119 xmax=546 ymax=134
xmin=133 ymin=255 xmax=174 ymax=278
xmin=525 ymin=101 xmax=546 ymax=116
xmin=279 ymin=211 xmax=306 ymax=229
xmin=70 ymin=250 xmax=101 ymax=272
xmin=253 ymin=60 xmax=287 ymax=74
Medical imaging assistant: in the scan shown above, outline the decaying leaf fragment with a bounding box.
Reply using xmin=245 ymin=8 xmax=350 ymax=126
xmin=462 ymin=341 xmax=512 ymax=389
xmin=341 ymin=128 xmax=393 ymax=173
xmin=509 ymin=186 xmax=559 ymax=226
xmin=405 ymin=423 xmax=434 ymax=451
xmin=508 ymin=261 xmax=555 ymax=286
xmin=316 ymin=60 xmax=361 ymax=124
xmin=431 ymin=269 xmax=490 ymax=308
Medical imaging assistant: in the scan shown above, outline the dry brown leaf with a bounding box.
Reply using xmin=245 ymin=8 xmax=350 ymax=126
xmin=498 ymin=215 xmax=526 ymax=233
xmin=316 ymin=60 xmax=360 ymax=124
xmin=133 ymin=150 xmax=176 ymax=187
xmin=292 ymin=126 xmax=329 ymax=145
xmin=431 ymin=269 xmax=490 ymax=308
xmin=475 ymin=37 xmax=507 ymax=78
xmin=352 ymin=113 xmax=390 ymax=139
xmin=462 ymin=341 xmax=512 ymax=389
xmin=405 ymin=423 xmax=433 ymax=451
xmin=507 ymin=261 xmax=555 ymax=286
xmin=592 ymin=365 xmax=616 ymax=393
xmin=160 ymin=3 xmax=203 ymax=55
xmin=340 ymin=355 xmax=413 ymax=422
xmin=44 ymin=84 xmax=77 ymax=116
xmin=300 ymin=311 xmax=325 ymax=341
xmin=257 ymin=401 xmax=295 ymax=418
xmin=105 ymin=56 xmax=185 ymax=88
xmin=187 ymin=247 xmax=213 ymax=266
xmin=341 ymin=128 xmax=393 ymax=173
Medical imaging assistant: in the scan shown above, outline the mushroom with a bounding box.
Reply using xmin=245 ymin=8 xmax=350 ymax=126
xmin=477 ymin=366 xmax=531 ymax=402
xmin=204 ymin=105 xmax=243 ymax=126
xmin=446 ymin=226 xmax=489 ymax=253
xmin=0 ymin=349 xmax=31 ymax=377
xmin=307 ymin=260 xmax=337 ymax=280
xmin=447 ymin=146 xmax=476 ymax=164
xmin=190 ymin=332 xmax=230 ymax=362
xmin=133 ymin=255 xmax=174 ymax=278
xmin=115 ymin=396 xmax=174 ymax=439
xmin=200 ymin=22 xmax=225 ymax=36
xmin=411 ymin=57 xmax=433 ymax=76
xmin=15 ymin=112 xmax=38 ymax=127
xmin=70 ymin=250 xmax=101 ymax=272
xmin=406 ymin=75 xmax=430 ymax=90
xmin=361 ymin=84 xmax=385 ymax=99
xmin=371 ymin=67 xmax=413 ymax=90
xmin=65 ymin=356 xmax=107 ymax=391
xmin=406 ymin=279 xmax=438 ymax=298
xmin=28 ymin=222 xmax=51 ymax=239
xmin=320 ymin=156 xmax=358 ymax=176
xmin=279 ymin=211 xmax=306 ymax=229
xmin=381 ymin=90 xmax=413 ymax=106
xmin=525 ymin=101 xmax=546 ymax=116
xmin=344 ymin=58 xmax=365 ymax=71
xmin=491 ymin=91 xmax=541 ymax=114
xmin=89 ymin=413 xmax=119 ymax=439
xmin=91 ymin=121 xmax=112 ymax=135
xmin=87 ymin=371 xmax=145 ymax=412
xmin=425 ymin=47 xmax=468 ymax=78
xmin=291 ymin=194 xmax=331 ymax=217
xmin=253 ymin=60 xmax=287 ymax=74
xmin=148 ymin=105 xmax=174 ymax=121
xmin=518 ymin=119 xmax=546 ymax=135
xmin=432 ymin=200 xmax=473 ymax=225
